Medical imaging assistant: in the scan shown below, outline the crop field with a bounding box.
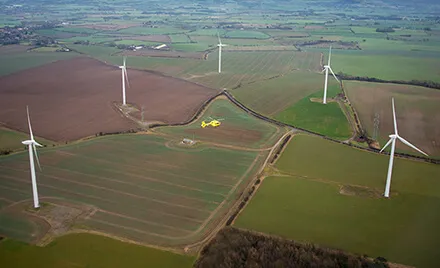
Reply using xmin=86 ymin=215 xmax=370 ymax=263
xmin=344 ymin=81 xmax=440 ymax=157
xmin=232 ymin=71 xmax=336 ymax=117
xmin=0 ymin=57 xmax=218 ymax=142
xmin=63 ymin=46 xmax=321 ymax=90
xmin=235 ymin=134 xmax=440 ymax=268
xmin=180 ymin=51 xmax=322 ymax=89
xmin=332 ymin=51 xmax=440 ymax=82
xmin=0 ymin=233 xmax=195 ymax=268
xmin=0 ymin=45 xmax=78 ymax=77
xmin=0 ymin=133 xmax=270 ymax=246
xmin=154 ymin=98 xmax=287 ymax=149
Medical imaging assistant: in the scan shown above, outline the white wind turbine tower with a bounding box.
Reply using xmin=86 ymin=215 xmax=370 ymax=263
xmin=119 ymin=56 xmax=130 ymax=106
xmin=322 ymin=46 xmax=339 ymax=104
xmin=217 ymin=33 xmax=227 ymax=73
xmin=21 ymin=106 xmax=43 ymax=209
xmin=380 ymin=98 xmax=428 ymax=198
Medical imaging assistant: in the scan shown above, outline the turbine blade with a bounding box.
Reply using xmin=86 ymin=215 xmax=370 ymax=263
xmin=217 ymin=32 xmax=222 ymax=45
xmin=124 ymin=68 xmax=130 ymax=88
xmin=328 ymin=46 xmax=332 ymax=65
xmin=33 ymin=143 xmax=42 ymax=171
xmin=380 ymin=138 xmax=393 ymax=153
xmin=123 ymin=56 xmax=126 ymax=68
xmin=26 ymin=106 xmax=34 ymax=140
xmin=329 ymin=67 xmax=340 ymax=82
xmin=392 ymin=98 xmax=398 ymax=135
xmin=398 ymin=136 xmax=429 ymax=156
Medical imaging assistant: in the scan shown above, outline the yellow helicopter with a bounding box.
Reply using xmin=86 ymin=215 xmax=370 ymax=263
xmin=201 ymin=117 xmax=224 ymax=128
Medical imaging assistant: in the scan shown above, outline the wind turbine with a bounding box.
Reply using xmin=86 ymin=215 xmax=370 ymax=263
xmin=21 ymin=106 xmax=43 ymax=209
xmin=380 ymin=98 xmax=428 ymax=198
xmin=322 ymin=46 xmax=339 ymax=104
xmin=217 ymin=33 xmax=227 ymax=73
xmin=119 ymin=56 xmax=130 ymax=106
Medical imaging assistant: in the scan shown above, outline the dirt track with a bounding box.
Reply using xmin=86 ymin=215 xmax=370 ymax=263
xmin=0 ymin=57 xmax=218 ymax=142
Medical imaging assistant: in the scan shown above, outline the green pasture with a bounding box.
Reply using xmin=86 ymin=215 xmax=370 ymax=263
xmin=275 ymin=88 xmax=351 ymax=139
xmin=155 ymin=98 xmax=285 ymax=149
xmin=0 ymin=234 xmax=195 ymax=268
xmin=0 ymin=51 xmax=78 ymax=77
xmin=235 ymin=134 xmax=440 ymax=267
xmin=224 ymin=30 xmax=270 ymax=39
xmin=232 ymin=71 xmax=329 ymax=117
xmin=55 ymin=27 xmax=99 ymax=34
xmin=188 ymin=29 xmax=227 ymax=36
xmin=332 ymin=52 xmax=440 ymax=82
xmin=0 ymin=133 xmax=264 ymax=246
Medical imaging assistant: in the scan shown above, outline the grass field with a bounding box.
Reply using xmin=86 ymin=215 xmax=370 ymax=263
xmin=0 ymin=133 xmax=269 ymax=246
xmin=232 ymin=71 xmax=332 ymax=117
xmin=224 ymin=30 xmax=270 ymax=39
xmin=332 ymin=52 xmax=440 ymax=82
xmin=154 ymin=98 xmax=286 ymax=149
xmin=275 ymin=88 xmax=352 ymax=139
xmin=344 ymin=81 xmax=440 ymax=157
xmin=235 ymin=134 xmax=440 ymax=267
xmin=0 ymin=234 xmax=195 ymax=268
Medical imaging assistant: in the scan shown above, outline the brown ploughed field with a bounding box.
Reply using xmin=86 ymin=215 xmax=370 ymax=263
xmin=0 ymin=57 xmax=218 ymax=142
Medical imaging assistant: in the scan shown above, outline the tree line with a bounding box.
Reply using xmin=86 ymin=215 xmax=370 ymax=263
xmin=195 ymin=227 xmax=389 ymax=268
xmin=337 ymin=72 xmax=440 ymax=90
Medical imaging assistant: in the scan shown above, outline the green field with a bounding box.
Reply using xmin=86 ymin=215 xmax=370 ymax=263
xmin=0 ymin=133 xmax=269 ymax=246
xmin=235 ymin=134 xmax=440 ymax=267
xmin=232 ymin=71 xmax=333 ymax=117
xmin=0 ymin=127 xmax=55 ymax=152
xmin=275 ymin=88 xmax=352 ymax=139
xmin=0 ymin=51 xmax=78 ymax=77
xmin=154 ymin=98 xmax=286 ymax=149
xmin=332 ymin=52 xmax=440 ymax=82
xmin=0 ymin=234 xmax=195 ymax=268
xmin=224 ymin=30 xmax=270 ymax=39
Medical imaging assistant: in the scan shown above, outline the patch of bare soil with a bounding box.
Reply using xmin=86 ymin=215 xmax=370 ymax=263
xmin=339 ymin=185 xmax=383 ymax=199
xmin=25 ymin=200 xmax=96 ymax=245
xmin=0 ymin=57 xmax=218 ymax=141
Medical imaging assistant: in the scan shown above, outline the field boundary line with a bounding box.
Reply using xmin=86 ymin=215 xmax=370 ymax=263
xmin=182 ymin=130 xmax=291 ymax=252
xmin=223 ymin=90 xmax=440 ymax=165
